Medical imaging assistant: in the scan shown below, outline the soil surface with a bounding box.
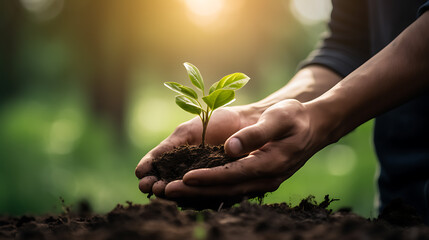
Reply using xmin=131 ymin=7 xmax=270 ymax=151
xmin=145 ymin=144 xmax=242 ymax=183
xmin=1 ymin=196 xmax=428 ymax=240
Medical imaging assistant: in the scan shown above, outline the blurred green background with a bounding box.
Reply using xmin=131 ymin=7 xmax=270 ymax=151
xmin=0 ymin=0 xmax=377 ymax=217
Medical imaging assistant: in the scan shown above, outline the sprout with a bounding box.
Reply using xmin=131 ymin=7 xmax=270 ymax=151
xmin=164 ymin=62 xmax=250 ymax=147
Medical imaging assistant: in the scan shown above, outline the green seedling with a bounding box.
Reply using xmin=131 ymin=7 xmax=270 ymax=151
xmin=193 ymin=213 xmax=206 ymax=240
xmin=165 ymin=62 xmax=250 ymax=147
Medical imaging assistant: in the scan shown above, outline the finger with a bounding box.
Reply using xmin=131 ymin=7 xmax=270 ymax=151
xmin=138 ymin=176 xmax=158 ymax=193
xmin=165 ymin=177 xmax=284 ymax=198
xmin=225 ymin=116 xmax=293 ymax=157
xmin=152 ymin=180 xmax=167 ymax=197
xmin=183 ymin=146 xmax=289 ymax=186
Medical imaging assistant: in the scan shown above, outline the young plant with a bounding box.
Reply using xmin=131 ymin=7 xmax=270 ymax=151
xmin=164 ymin=62 xmax=250 ymax=147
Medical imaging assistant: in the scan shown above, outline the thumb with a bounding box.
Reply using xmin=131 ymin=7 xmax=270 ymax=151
xmin=225 ymin=119 xmax=288 ymax=157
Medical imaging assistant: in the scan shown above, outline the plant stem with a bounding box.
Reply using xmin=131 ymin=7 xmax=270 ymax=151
xmin=201 ymin=107 xmax=210 ymax=148
xmin=201 ymin=121 xmax=207 ymax=148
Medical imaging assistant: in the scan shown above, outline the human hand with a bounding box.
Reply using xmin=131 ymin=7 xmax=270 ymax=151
xmin=135 ymin=106 xmax=258 ymax=197
xmin=163 ymin=99 xmax=333 ymax=199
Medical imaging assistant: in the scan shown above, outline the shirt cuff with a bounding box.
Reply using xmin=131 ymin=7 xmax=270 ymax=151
xmin=298 ymin=48 xmax=363 ymax=78
xmin=418 ymin=1 xmax=429 ymax=17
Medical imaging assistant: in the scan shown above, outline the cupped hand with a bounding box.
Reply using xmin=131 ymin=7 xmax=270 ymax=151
xmin=163 ymin=99 xmax=332 ymax=199
xmin=135 ymin=106 xmax=258 ymax=197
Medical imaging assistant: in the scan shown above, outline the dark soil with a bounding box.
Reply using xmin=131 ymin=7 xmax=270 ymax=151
xmin=145 ymin=144 xmax=242 ymax=183
xmin=1 ymin=196 xmax=428 ymax=240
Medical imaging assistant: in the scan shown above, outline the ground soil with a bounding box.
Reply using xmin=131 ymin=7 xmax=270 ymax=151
xmin=4 ymin=145 xmax=427 ymax=239
xmin=1 ymin=196 xmax=428 ymax=240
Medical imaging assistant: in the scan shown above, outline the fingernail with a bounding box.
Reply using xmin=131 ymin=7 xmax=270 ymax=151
xmin=228 ymin=138 xmax=243 ymax=155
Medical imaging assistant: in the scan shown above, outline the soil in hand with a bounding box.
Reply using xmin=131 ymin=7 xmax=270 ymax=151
xmin=144 ymin=144 xmax=248 ymax=209
xmin=1 ymin=196 xmax=429 ymax=240
xmin=145 ymin=144 xmax=242 ymax=183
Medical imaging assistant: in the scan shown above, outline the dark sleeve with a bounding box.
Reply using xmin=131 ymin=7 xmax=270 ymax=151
xmin=298 ymin=0 xmax=371 ymax=78
xmin=418 ymin=0 xmax=429 ymax=16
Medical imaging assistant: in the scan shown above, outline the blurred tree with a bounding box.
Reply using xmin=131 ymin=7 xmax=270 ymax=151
xmin=64 ymin=0 xmax=144 ymax=139
xmin=0 ymin=1 xmax=24 ymax=103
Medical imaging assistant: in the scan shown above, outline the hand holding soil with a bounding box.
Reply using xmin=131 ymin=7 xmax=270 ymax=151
xmin=135 ymin=63 xmax=341 ymax=208
xmin=135 ymin=106 xmax=251 ymax=197
xmin=136 ymin=63 xmax=262 ymax=204
xmin=136 ymin=96 xmax=335 ymax=207
xmin=164 ymin=99 xmax=331 ymax=199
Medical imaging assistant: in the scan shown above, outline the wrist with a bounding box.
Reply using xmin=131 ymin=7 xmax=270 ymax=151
xmin=304 ymin=95 xmax=347 ymax=145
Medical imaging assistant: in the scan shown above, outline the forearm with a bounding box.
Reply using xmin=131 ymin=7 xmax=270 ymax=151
xmin=242 ymin=65 xmax=342 ymax=119
xmin=307 ymin=12 xmax=429 ymax=143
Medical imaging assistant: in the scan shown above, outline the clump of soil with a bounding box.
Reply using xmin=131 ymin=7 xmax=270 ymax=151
xmin=1 ymin=196 xmax=428 ymax=240
xmin=145 ymin=144 xmax=242 ymax=183
xmin=144 ymin=144 xmax=248 ymax=209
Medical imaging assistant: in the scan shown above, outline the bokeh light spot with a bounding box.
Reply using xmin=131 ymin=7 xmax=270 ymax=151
xmin=20 ymin=0 xmax=63 ymax=21
xmin=129 ymin=96 xmax=177 ymax=147
xmin=289 ymin=0 xmax=332 ymax=25
xmin=326 ymin=144 xmax=357 ymax=176
xmin=46 ymin=108 xmax=83 ymax=155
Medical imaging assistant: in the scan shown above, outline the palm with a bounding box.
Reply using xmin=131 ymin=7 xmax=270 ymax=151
xmin=190 ymin=107 xmax=243 ymax=146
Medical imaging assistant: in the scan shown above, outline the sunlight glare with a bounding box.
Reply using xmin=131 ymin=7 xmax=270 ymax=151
xmin=185 ymin=0 xmax=225 ymax=17
xmin=184 ymin=0 xmax=226 ymax=26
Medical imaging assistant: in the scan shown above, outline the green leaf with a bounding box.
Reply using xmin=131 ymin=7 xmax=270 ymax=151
xmin=164 ymin=82 xmax=198 ymax=99
xmin=183 ymin=62 xmax=205 ymax=92
xmin=175 ymin=95 xmax=203 ymax=115
xmin=209 ymin=81 xmax=219 ymax=94
xmin=215 ymin=73 xmax=250 ymax=91
xmin=202 ymin=89 xmax=235 ymax=110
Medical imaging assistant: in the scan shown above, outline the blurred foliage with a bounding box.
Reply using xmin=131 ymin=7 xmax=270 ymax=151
xmin=0 ymin=0 xmax=376 ymax=217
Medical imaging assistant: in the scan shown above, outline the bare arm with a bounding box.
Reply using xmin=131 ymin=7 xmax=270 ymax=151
xmin=165 ymin=12 xmax=429 ymax=198
xmin=308 ymin=11 xmax=429 ymax=143
xmin=240 ymin=65 xmax=341 ymax=127
xmin=256 ymin=66 xmax=341 ymax=105
xmin=135 ymin=66 xmax=341 ymax=196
